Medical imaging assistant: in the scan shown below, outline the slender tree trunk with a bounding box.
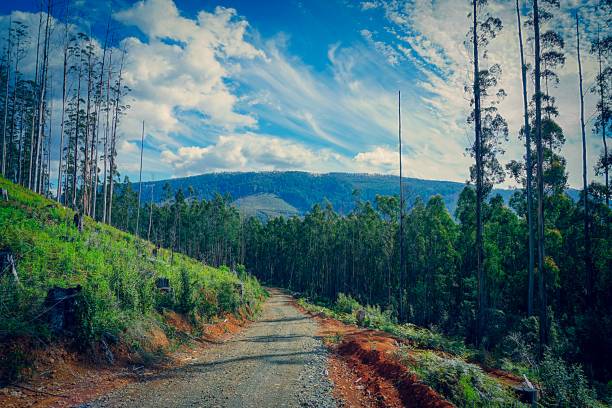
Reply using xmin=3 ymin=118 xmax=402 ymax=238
xmin=28 ymin=8 xmax=43 ymax=190
xmin=10 ymin=38 xmax=21 ymax=184
xmin=472 ymin=0 xmax=485 ymax=348
xmin=148 ymin=184 xmax=154 ymax=241
xmin=82 ymin=41 xmax=93 ymax=214
xmin=34 ymin=5 xmax=51 ymax=194
xmin=91 ymin=27 xmax=108 ymax=220
xmin=102 ymin=50 xmax=112 ymax=223
xmin=136 ymin=120 xmax=145 ymax=236
xmin=57 ymin=21 xmax=69 ymax=203
xmin=398 ymin=90 xmax=405 ymax=321
xmin=17 ymin=104 xmax=24 ymax=184
xmin=596 ymin=28 xmax=609 ymax=207
xmin=1 ymin=20 xmax=11 ymax=176
xmin=533 ymin=0 xmax=547 ymax=357
xmin=576 ymin=14 xmax=592 ymax=298
xmin=72 ymin=66 xmax=82 ymax=209
xmin=108 ymin=51 xmax=125 ymax=226
xmin=516 ymin=0 xmax=535 ymax=316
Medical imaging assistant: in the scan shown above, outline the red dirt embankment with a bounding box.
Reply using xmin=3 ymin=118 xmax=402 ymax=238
xmin=0 ymin=312 xmax=251 ymax=408
xmin=296 ymin=303 xmax=454 ymax=408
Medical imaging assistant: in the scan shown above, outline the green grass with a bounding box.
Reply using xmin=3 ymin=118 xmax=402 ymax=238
xmin=0 ymin=177 xmax=266 ymax=380
xmin=297 ymin=294 xmax=467 ymax=356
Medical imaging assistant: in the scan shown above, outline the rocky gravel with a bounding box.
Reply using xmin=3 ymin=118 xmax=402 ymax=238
xmin=82 ymin=290 xmax=338 ymax=408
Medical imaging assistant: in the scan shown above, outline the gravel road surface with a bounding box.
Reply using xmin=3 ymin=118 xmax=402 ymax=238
xmin=83 ymin=290 xmax=337 ymax=408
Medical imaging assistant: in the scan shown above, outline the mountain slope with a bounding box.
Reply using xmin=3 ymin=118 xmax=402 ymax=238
xmin=137 ymin=171 xmax=542 ymax=215
xmin=233 ymin=193 xmax=300 ymax=220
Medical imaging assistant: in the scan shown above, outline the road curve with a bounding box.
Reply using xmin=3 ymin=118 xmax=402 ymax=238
xmin=84 ymin=290 xmax=337 ymax=408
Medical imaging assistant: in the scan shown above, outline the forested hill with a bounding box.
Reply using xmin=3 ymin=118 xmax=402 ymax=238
xmin=136 ymin=171 xmax=565 ymax=217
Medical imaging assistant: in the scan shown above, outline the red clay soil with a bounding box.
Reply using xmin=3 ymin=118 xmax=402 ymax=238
xmin=0 ymin=312 xmax=252 ymax=408
xmin=293 ymin=300 xmax=455 ymax=408
xmin=337 ymin=337 xmax=453 ymax=408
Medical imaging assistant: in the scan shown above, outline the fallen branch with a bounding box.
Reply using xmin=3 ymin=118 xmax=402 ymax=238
xmin=8 ymin=383 xmax=68 ymax=398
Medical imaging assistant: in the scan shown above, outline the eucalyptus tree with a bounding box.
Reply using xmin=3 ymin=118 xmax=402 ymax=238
xmin=514 ymin=0 xmax=536 ymax=316
xmin=33 ymin=3 xmax=52 ymax=194
xmin=7 ymin=21 xmax=28 ymax=184
xmin=107 ymin=49 xmax=128 ymax=226
xmin=57 ymin=12 xmax=71 ymax=203
xmin=575 ymin=13 xmax=593 ymax=297
xmin=1 ymin=19 xmax=11 ymax=176
xmin=590 ymin=8 xmax=611 ymax=207
xmin=27 ymin=8 xmax=43 ymax=191
xmin=466 ymin=0 xmax=507 ymax=346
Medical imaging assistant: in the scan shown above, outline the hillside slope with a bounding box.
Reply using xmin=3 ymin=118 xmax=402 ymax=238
xmin=233 ymin=193 xmax=300 ymax=220
xmin=0 ymin=176 xmax=265 ymax=383
xmin=136 ymin=171 xmax=578 ymax=217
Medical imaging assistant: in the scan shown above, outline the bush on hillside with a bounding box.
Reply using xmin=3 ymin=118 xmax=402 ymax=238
xmin=538 ymin=351 xmax=600 ymax=407
xmin=334 ymin=293 xmax=361 ymax=314
xmin=399 ymin=349 xmax=522 ymax=408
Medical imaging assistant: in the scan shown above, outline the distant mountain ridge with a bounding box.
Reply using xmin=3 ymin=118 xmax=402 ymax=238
xmin=134 ymin=171 xmax=578 ymax=218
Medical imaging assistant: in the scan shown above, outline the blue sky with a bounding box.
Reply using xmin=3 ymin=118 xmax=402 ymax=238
xmin=0 ymin=0 xmax=606 ymax=188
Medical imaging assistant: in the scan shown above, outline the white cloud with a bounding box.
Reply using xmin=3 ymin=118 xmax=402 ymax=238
xmin=114 ymin=0 xmax=264 ymax=149
xmin=160 ymin=133 xmax=347 ymax=176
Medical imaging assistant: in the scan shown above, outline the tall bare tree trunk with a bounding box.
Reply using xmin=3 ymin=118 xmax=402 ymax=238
xmin=576 ymin=14 xmax=593 ymax=298
xmin=1 ymin=19 xmax=11 ymax=176
xmin=82 ymin=39 xmax=93 ymax=214
xmin=108 ymin=51 xmax=125 ymax=226
xmin=147 ymin=183 xmax=154 ymax=241
xmin=72 ymin=66 xmax=82 ymax=209
xmin=91 ymin=24 xmax=109 ymax=220
xmin=34 ymin=3 xmax=51 ymax=194
xmin=533 ymin=0 xmax=547 ymax=357
xmin=10 ymin=36 xmax=20 ymax=184
xmin=398 ymin=90 xmax=405 ymax=321
xmin=472 ymin=0 xmax=485 ymax=347
xmin=28 ymin=8 xmax=43 ymax=190
xmin=136 ymin=120 xmax=145 ymax=236
xmin=57 ymin=16 xmax=69 ymax=203
xmin=596 ymin=27 xmax=609 ymax=207
xmin=516 ymin=0 xmax=535 ymax=316
xmin=102 ymin=50 xmax=113 ymax=223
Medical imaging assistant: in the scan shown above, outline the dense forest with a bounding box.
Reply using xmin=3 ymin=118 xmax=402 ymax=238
xmin=0 ymin=0 xmax=611 ymax=404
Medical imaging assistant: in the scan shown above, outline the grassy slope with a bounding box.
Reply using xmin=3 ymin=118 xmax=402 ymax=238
xmin=233 ymin=193 xmax=301 ymax=220
xmin=0 ymin=177 xmax=265 ymax=380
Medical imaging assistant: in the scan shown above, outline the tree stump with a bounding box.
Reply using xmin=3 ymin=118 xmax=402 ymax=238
xmin=73 ymin=212 xmax=83 ymax=232
xmin=514 ymin=375 xmax=538 ymax=406
xmin=356 ymin=309 xmax=366 ymax=326
xmin=1 ymin=188 xmax=8 ymax=201
xmin=156 ymin=277 xmax=171 ymax=293
xmin=44 ymin=286 xmax=82 ymax=334
xmin=0 ymin=249 xmax=19 ymax=283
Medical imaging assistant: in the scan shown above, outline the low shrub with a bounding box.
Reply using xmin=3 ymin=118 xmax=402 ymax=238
xmin=398 ymin=349 xmax=523 ymax=408
xmin=334 ymin=293 xmax=361 ymax=314
xmin=538 ymin=351 xmax=601 ymax=407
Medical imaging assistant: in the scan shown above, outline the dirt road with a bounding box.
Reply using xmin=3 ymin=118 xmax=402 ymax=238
xmin=83 ymin=290 xmax=337 ymax=408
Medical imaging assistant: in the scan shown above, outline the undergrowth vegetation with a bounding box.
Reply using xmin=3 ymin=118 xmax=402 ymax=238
xmin=298 ymin=294 xmax=467 ymax=356
xmin=299 ymin=292 xmax=607 ymax=407
xmin=0 ymin=177 xmax=266 ymax=381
